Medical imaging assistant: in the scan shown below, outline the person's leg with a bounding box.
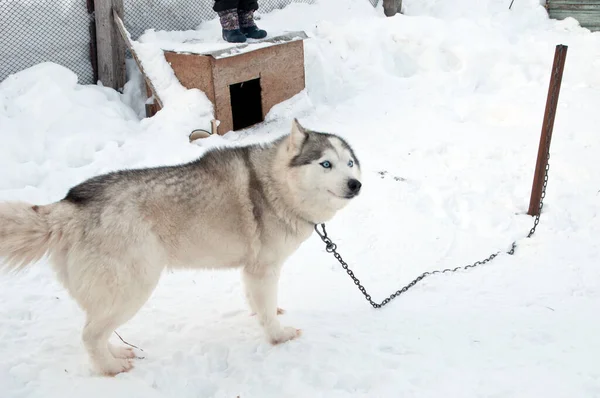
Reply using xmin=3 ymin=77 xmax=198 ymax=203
xmin=213 ymin=0 xmax=246 ymax=43
xmin=238 ymin=0 xmax=267 ymax=39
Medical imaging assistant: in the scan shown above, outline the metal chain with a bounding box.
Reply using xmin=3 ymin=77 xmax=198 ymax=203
xmin=314 ymin=63 xmax=560 ymax=309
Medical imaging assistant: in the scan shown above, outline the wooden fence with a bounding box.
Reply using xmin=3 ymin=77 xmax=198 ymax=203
xmin=546 ymin=0 xmax=600 ymax=32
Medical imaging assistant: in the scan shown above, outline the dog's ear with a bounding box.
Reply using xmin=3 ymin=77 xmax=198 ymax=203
xmin=289 ymin=118 xmax=308 ymax=152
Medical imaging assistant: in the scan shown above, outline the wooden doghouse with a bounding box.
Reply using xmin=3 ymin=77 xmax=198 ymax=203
xmin=148 ymin=31 xmax=308 ymax=135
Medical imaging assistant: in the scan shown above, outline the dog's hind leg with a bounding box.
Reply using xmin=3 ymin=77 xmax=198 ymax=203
xmin=82 ymin=312 xmax=135 ymax=376
xmin=69 ymin=255 xmax=163 ymax=376
xmin=80 ymin=276 xmax=158 ymax=376
xmin=243 ymin=266 xmax=300 ymax=345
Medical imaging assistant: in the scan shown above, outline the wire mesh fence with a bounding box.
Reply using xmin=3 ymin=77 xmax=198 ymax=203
xmin=0 ymin=0 xmax=95 ymax=84
xmin=1 ymin=0 xmax=376 ymax=86
xmin=124 ymin=0 xmax=316 ymax=40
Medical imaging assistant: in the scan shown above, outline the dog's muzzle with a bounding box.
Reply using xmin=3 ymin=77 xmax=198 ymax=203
xmin=345 ymin=178 xmax=362 ymax=198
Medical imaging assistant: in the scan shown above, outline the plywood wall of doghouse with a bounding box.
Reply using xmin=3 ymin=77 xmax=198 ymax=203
xmin=212 ymin=40 xmax=305 ymax=133
xmin=163 ymin=52 xmax=216 ymax=103
xmin=163 ymin=40 xmax=305 ymax=134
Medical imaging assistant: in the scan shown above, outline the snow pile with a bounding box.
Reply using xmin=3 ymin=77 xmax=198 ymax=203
xmin=0 ymin=63 xmax=141 ymax=203
xmin=121 ymin=26 xmax=216 ymax=139
xmin=1 ymin=0 xmax=600 ymax=396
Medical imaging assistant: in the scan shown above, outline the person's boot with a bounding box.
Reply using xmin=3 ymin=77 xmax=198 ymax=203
xmin=217 ymin=9 xmax=246 ymax=43
xmin=238 ymin=10 xmax=267 ymax=39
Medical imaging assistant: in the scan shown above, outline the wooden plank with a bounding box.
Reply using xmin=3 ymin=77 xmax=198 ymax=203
xmin=549 ymin=9 xmax=600 ymax=18
xmin=94 ymin=0 xmax=126 ymax=89
xmin=113 ymin=9 xmax=164 ymax=109
xmin=549 ymin=5 xmax=600 ymax=11
xmin=547 ymin=0 xmax=600 ymax=5
xmin=547 ymin=0 xmax=600 ymax=31
xmin=383 ymin=0 xmax=402 ymax=16
xmin=163 ymin=52 xmax=214 ymax=104
xmin=548 ymin=10 xmax=600 ymax=31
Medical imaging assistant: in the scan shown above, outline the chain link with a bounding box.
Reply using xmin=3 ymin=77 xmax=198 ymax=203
xmin=315 ymin=222 xmax=520 ymax=309
xmin=315 ymin=58 xmax=561 ymax=309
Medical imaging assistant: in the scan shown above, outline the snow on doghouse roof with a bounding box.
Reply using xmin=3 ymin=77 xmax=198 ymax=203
xmin=139 ymin=30 xmax=308 ymax=59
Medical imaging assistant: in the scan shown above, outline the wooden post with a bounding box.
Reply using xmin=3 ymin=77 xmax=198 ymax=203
xmin=87 ymin=0 xmax=98 ymax=83
xmin=527 ymin=44 xmax=568 ymax=216
xmin=94 ymin=0 xmax=126 ymax=90
xmin=383 ymin=0 xmax=402 ymax=16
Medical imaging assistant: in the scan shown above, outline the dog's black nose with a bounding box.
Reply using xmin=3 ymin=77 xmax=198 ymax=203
xmin=347 ymin=178 xmax=362 ymax=194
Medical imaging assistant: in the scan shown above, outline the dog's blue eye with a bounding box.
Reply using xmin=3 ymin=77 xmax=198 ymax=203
xmin=320 ymin=161 xmax=331 ymax=169
xmin=348 ymin=160 xmax=354 ymax=167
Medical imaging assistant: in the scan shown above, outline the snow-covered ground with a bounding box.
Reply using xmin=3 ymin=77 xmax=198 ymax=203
xmin=1 ymin=0 xmax=600 ymax=396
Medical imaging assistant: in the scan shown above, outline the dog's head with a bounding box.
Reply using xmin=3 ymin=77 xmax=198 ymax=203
xmin=284 ymin=118 xmax=362 ymax=222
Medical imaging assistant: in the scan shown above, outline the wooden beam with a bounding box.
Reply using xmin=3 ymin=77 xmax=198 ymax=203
xmin=94 ymin=0 xmax=126 ymax=90
xmin=87 ymin=0 xmax=98 ymax=83
xmin=113 ymin=9 xmax=164 ymax=109
xmin=383 ymin=0 xmax=402 ymax=16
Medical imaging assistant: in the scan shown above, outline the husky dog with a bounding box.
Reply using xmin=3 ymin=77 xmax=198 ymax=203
xmin=0 ymin=118 xmax=362 ymax=376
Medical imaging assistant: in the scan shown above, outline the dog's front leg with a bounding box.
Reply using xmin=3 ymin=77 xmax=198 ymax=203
xmin=242 ymin=266 xmax=301 ymax=344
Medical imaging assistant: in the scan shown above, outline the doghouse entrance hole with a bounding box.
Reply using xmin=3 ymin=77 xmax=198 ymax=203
xmin=230 ymin=77 xmax=263 ymax=131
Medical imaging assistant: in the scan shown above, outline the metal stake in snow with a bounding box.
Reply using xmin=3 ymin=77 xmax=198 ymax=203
xmin=315 ymin=44 xmax=568 ymax=309
xmin=527 ymin=44 xmax=568 ymax=217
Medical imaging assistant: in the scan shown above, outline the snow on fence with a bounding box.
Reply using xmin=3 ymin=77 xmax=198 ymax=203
xmin=0 ymin=0 xmax=317 ymax=86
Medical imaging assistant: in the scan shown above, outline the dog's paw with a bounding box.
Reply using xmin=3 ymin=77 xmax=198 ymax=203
xmin=269 ymin=326 xmax=301 ymax=345
xmin=109 ymin=344 xmax=136 ymax=359
xmin=98 ymin=357 xmax=134 ymax=377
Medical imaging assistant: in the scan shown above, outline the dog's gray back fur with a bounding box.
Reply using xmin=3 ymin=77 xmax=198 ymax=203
xmin=63 ymin=141 xmax=282 ymax=237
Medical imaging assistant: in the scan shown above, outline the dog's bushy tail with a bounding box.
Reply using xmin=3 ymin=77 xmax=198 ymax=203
xmin=0 ymin=201 xmax=58 ymax=273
